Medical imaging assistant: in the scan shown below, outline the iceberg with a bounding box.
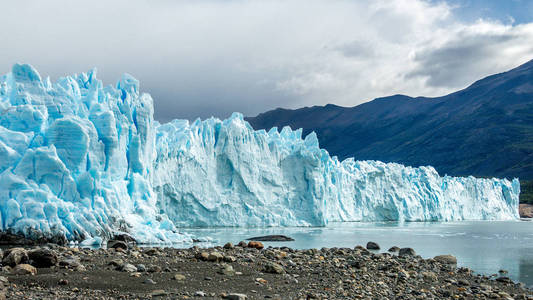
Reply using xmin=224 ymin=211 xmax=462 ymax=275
xmin=0 ymin=64 xmax=520 ymax=243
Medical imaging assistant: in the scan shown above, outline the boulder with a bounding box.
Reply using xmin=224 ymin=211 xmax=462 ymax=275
xmin=12 ymin=264 xmax=37 ymax=275
xmin=107 ymin=240 xmax=128 ymax=251
xmin=121 ymin=263 xmax=137 ymax=273
xmin=28 ymin=248 xmax=58 ymax=268
xmin=112 ymin=233 xmax=137 ymax=243
xmin=388 ymin=246 xmax=400 ymax=253
xmin=2 ymin=248 xmax=28 ymax=267
xmin=247 ymin=235 xmax=294 ymax=242
xmin=398 ymin=248 xmax=416 ymax=257
xmin=58 ymin=256 xmax=82 ymax=268
xmin=366 ymin=242 xmax=380 ymax=250
xmin=434 ymin=255 xmax=457 ymax=265
xmin=207 ymin=251 xmax=223 ymax=262
xmin=263 ymin=262 xmax=285 ymax=274
xmin=248 ymin=241 xmax=264 ymax=250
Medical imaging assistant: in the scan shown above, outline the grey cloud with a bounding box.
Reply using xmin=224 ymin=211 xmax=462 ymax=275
xmin=407 ymin=30 xmax=533 ymax=88
xmin=336 ymin=41 xmax=376 ymax=59
xmin=0 ymin=0 xmax=532 ymax=122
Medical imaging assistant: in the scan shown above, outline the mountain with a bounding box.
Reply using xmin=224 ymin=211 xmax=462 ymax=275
xmin=246 ymin=59 xmax=533 ymax=183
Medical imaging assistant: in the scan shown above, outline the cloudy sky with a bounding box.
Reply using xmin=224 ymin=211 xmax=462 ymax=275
xmin=1 ymin=0 xmax=532 ymax=121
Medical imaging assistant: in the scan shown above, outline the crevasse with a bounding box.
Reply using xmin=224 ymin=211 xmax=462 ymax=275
xmin=0 ymin=64 xmax=520 ymax=243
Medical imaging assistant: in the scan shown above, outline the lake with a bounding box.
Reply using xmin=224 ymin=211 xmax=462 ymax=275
xmin=182 ymin=220 xmax=533 ymax=287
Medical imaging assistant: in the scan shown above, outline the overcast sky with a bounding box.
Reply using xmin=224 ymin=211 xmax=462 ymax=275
xmin=1 ymin=0 xmax=533 ymax=121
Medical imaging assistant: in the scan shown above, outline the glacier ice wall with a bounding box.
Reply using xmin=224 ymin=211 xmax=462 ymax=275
xmin=153 ymin=114 xmax=520 ymax=227
xmin=0 ymin=64 xmax=520 ymax=243
xmin=0 ymin=64 xmax=185 ymax=243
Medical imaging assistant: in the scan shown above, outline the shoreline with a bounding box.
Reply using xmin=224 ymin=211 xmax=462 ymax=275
xmin=1 ymin=241 xmax=532 ymax=299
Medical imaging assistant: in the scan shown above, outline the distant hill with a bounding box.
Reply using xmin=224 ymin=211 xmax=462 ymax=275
xmin=246 ymin=59 xmax=533 ymax=200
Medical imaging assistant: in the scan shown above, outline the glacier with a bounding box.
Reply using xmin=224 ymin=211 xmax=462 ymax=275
xmin=0 ymin=64 xmax=521 ymax=244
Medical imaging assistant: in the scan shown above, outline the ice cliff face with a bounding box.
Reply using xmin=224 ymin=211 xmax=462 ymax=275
xmin=0 ymin=64 xmax=182 ymax=244
xmin=0 ymin=65 xmax=521 ymax=243
xmin=153 ymin=114 xmax=520 ymax=227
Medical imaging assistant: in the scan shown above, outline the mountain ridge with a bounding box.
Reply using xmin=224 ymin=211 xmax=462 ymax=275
xmin=246 ymin=59 xmax=533 ymax=182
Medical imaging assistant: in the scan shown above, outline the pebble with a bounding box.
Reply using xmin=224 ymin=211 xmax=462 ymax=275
xmin=224 ymin=293 xmax=247 ymax=300
xmin=195 ymin=291 xmax=206 ymax=297
xmin=59 ymin=256 xmax=82 ymax=268
xmin=151 ymin=290 xmax=167 ymax=296
xmin=219 ymin=264 xmax=235 ymax=276
xmin=121 ymin=263 xmax=137 ymax=273
xmin=263 ymin=262 xmax=285 ymax=274
xmin=108 ymin=258 xmax=124 ymax=267
xmin=135 ymin=264 xmax=146 ymax=272
xmin=147 ymin=265 xmax=162 ymax=273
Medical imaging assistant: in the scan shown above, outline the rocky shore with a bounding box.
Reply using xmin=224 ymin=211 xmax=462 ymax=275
xmin=1 ymin=241 xmax=531 ymax=300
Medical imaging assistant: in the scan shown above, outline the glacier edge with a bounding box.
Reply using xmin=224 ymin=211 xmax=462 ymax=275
xmin=0 ymin=64 xmax=520 ymax=244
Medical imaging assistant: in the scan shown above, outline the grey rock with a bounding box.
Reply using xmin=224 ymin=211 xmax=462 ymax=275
xmin=58 ymin=256 xmax=82 ymax=268
xmin=366 ymin=242 xmax=380 ymax=250
xmin=151 ymin=290 xmax=167 ymax=297
xmin=136 ymin=264 xmax=146 ymax=272
xmin=107 ymin=240 xmax=128 ymax=250
xmin=2 ymin=248 xmax=28 ymax=267
xmin=434 ymin=255 xmax=457 ymax=265
xmin=496 ymin=276 xmax=512 ymax=283
xmin=12 ymin=264 xmax=37 ymax=275
xmin=398 ymin=248 xmax=416 ymax=257
xmin=108 ymin=259 xmax=124 ymax=267
xmin=219 ymin=264 xmax=235 ymax=276
xmin=147 ymin=265 xmax=162 ymax=273
xmin=121 ymin=263 xmax=137 ymax=273
xmin=246 ymin=235 xmax=294 ymax=242
xmin=174 ymin=274 xmax=186 ymax=281
xmin=224 ymin=293 xmax=248 ymax=300
xmin=263 ymin=262 xmax=285 ymax=274
xmin=388 ymin=246 xmax=400 ymax=253
xmin=28 ymin=249 xmax=58 ymax=268
xmin=195 ymin=291 xmax=206 ymax=297
xmin=207 ymin=251 xmax=223 ymax=262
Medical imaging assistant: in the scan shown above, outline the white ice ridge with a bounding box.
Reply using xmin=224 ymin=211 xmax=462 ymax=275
xmin=0 ymin=64 xmax=521 ymax=243
xmin=154 ymin=114 xmax=520 ymax=227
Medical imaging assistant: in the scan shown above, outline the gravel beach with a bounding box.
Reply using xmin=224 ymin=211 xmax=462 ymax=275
xmin=1 ymin=240 xmax=532 ymax=300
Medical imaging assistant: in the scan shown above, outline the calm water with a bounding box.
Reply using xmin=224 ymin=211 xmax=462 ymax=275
xmin=182 ymin=221 xmax=533 ymax=287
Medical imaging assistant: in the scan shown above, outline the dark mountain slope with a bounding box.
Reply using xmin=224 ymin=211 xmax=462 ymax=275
xmin=246 ymin=59 xmax=533 ymax=181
